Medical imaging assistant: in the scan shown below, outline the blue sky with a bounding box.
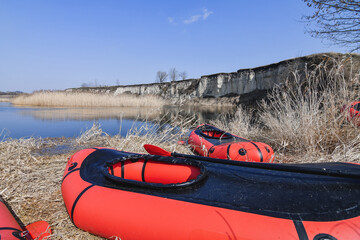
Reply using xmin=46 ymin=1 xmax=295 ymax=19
xmin=0 ymin=0 xmax=349 ymax=93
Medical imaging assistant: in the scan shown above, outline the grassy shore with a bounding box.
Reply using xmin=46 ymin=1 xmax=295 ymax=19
xmin=1 ymin=55 xmax=360 ymax=239
xmin=12 ymin=91 xmax=166 ymax=108
xmin=0 ymin=120 xmax=195 ymax=239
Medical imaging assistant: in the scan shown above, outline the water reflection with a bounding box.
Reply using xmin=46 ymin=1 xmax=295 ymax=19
xmin=0 ymin=102 xmax=235 ymax=138
xmin=19 ymin=107 xmax=164 ymax=121
xmin=19 ymin=105 xmax=234 ymax=122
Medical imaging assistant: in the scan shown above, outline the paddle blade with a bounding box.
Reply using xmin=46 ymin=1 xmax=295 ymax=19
xmin=143 ymin=144 xmax=172 ymax=157
xmin=24 ymin=221 xmax=52 ymax=240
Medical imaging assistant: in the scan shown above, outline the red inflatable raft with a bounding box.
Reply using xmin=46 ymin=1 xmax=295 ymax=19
xmin=188 ymin=124 xmax=274 ymax=162
xmin=344 ymin=101 xmax=360 ymax=126
xmin=62 ymin=148 xmax=360 ymax=240
xmin=0 ymin=197 xmax=51 ymax=240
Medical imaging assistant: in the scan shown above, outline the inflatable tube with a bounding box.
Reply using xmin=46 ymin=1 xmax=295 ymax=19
xmin=0 ymin=197 xmax=52 ymax=240
xmin=62 ymin=148 xmax=360 ymax=240
xmin=188 ymin=124 xmax=274 ymax=162
xmin=344 ymin=101 xmax=360 ymax=125
xmin=0 ymin=200 xmax=23 ymax=239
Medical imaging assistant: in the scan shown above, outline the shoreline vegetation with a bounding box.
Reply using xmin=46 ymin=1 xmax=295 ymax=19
xmin=0 ymin=95 xmax=16 ymax=102
xmin=12 ymin=92 xmax=166 ymax=108
xmin=1 ymin=55 xmax=360 ymax=239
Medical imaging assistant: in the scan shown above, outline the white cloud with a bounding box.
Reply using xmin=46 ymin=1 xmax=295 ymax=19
xmin=184 ymin=14 xmax=201 ymax=24
xmin=168 ymin=17 xmax=174 ymax=24
xmin=183 ymin=8 xmax=213 ymax=24
xmin=202 ymin=8 xmax=213 ymax=20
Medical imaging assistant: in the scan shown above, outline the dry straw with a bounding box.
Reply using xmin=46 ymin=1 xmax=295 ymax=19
xmin=259 ymin=54 xmax=360 ymax=162
xmin=12 ymin=92 xmax=165 ymax=108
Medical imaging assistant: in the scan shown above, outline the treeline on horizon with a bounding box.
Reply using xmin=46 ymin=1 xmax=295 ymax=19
xmin=0 ymin=91 xmax=23 ymax=95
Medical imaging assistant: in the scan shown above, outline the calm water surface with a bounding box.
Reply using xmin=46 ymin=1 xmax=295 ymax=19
xmin=0 ymin=102 xmax=233 ymax=138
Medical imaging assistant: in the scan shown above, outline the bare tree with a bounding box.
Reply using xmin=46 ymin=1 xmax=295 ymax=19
xmin=156 ymin=71 xmax=168 ymax=83
xmin=169 ymin=68 xmax=178 ymax=82
xmin=303 ymin=0 xmax=360 ymax=52
xmin=179 ymin=71 xmax=188 ymax=80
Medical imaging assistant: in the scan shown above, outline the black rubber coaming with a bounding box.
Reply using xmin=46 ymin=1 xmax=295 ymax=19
xmin=78 ymin=148 xmax=360 ymax=222
xmin=102 ymin=154 xmax=207 ymax=189
xmin=70 ymin=184 xmax=95 ymax=224
xmin=198 ymin=125 xmax=232 ymax=140
xmin=293 ymin=220 xmax=309 ymax=240
xmin=196 ymin=124 xmax=249 ymax=143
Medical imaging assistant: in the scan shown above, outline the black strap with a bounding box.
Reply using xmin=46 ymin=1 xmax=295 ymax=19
xmin=293 ymin=220 xmax=309 ymax=240
xmin=71 ymin=185 xmax=95 ymax=224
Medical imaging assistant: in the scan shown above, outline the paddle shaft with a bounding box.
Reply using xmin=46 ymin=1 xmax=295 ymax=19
xmin=171 ymin=152 xmax=360 ymax=179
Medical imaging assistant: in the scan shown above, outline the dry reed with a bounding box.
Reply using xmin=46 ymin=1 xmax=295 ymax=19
xmin=258 ymin=55 xmax=360 ymax=162
xmin=12 ymin=92 xmax=165 ymax=108
xmin=209 ymin=106 xmax=261 ymax=141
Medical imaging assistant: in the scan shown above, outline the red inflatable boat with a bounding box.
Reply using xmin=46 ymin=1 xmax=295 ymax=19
xmin=62 ymin=147 xmax=360 ymax=240
xmin=188 ymin=124 xmax=274 ymax=162
xmin=343 ymin=101 xmax=360 ymax=126
xmin=0 ymin=197 xmax=51 ymax=240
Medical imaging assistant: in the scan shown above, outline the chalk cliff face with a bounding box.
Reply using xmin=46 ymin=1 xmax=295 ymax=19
xmin=66 ymin=53 xmax=358 ymax=105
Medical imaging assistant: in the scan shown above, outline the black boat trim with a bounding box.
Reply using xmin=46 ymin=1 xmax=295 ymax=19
xmin=226 ymin=144 xmax=231 ymax=160
xmin=71 ymin=184 xmax=95 ymax=224
xmin=249 ymin=141 xmax=263 ymax=162
xmin=293 ymin=220 xmax=309 ymax=240
xmin=141 ymin=159 xmax=148 ymax=182
xmin=79 ymin=149 xmax=360 ymax=222
xmin=62 ymin=168 xmax=80 ymax=184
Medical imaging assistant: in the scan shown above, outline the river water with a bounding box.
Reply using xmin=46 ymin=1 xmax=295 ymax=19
xmin=0 ymin=102 xmax=234 ymax=138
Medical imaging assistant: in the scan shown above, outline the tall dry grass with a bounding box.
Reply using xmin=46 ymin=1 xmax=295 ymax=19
xmin=258 ymin=55 xmax=360 ymax=162
xmin=206 ymin=55 xmax=360 ymax=163
xmin=12 ymin=91 xmax=165 ymax=108
xmin=209 ymin=106 xmax=261 ymax=140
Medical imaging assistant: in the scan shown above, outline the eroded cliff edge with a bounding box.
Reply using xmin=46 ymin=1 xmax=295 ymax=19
xmin=66 ymin=53 xmax=360 ymax=105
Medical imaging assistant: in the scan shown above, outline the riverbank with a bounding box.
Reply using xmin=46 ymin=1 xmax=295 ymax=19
xmin=1 ymin=108 xmax=360 ymax=239
xmin=12 ymin=91 xmax=165 ymax=107
xmin=0 ymin=120 xmax=192 ymax=239
xmin=1 ymin=54 xmax=360 ymax=239
xmin=1 ymin=105 xmax=360 ymax=239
